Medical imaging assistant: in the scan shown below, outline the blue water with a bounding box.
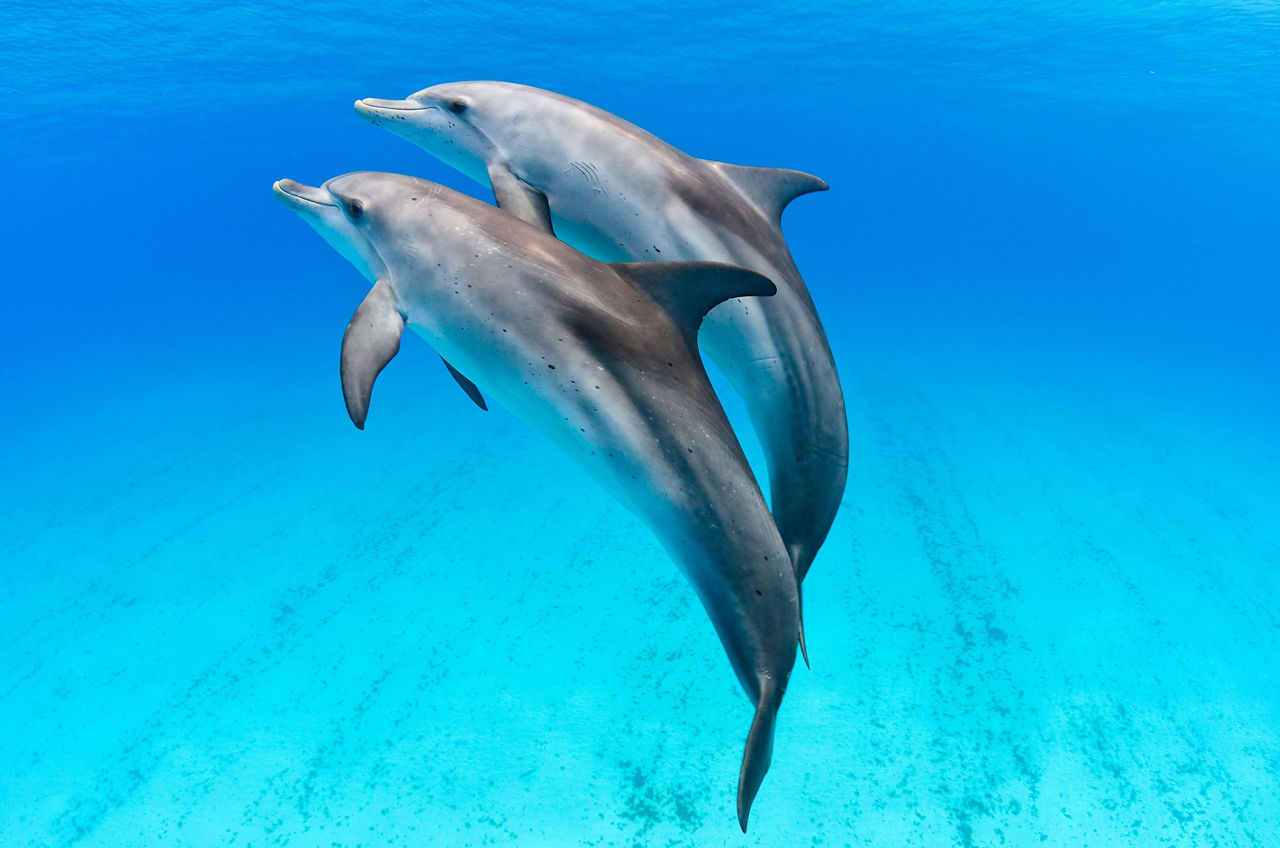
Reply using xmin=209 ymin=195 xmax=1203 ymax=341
xmin=2 ymin=2 xmax=1278 ymax=845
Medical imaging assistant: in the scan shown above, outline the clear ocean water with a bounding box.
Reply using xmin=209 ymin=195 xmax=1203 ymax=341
xmin=2 ymin=2 xmax=1277 ymax=845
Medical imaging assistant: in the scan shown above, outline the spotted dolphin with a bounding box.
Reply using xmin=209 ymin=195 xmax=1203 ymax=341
xmin=272 ymin=171 xmax=799 ymax=830
xmin=355 ymin=82 xmax=848 ymax=655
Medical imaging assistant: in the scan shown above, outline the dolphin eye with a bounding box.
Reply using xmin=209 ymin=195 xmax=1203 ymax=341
xmin=346 ymin=199 xmax=364 ymax=220
xmin=446 ymin=98 xmax=467 ymax=114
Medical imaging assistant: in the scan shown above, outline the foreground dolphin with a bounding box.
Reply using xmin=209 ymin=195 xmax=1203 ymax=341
xmin=272 ymin=171 xmax=799 ymax=830
xmin=355 ymin=83 xmax=848 ymax=639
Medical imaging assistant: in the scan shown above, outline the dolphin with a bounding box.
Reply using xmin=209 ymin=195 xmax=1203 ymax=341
xmin=354 ymin=83 xmax=849 ymax=654
xmin=272 ymin=171 xmax=799 ymax=830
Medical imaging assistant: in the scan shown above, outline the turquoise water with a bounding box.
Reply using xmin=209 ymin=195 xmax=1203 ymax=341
xmin=2 ymin=2 xmax=1278 ymax=845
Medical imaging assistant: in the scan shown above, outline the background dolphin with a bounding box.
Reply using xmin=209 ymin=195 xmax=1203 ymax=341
xmin=355 ymin=82 xmax=849 ymax=653
xmin=272 ymin=171 xmax=799 ymax=830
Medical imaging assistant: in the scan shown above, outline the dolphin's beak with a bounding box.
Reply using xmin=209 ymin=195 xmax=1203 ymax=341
xmin=355 ymin=98 xmax=429 ymax=123
xmin=272 ymin=179 xmax=334 ymax=211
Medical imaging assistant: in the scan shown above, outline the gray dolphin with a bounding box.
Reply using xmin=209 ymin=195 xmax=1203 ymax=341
xmin=355 ymin=83 xmax=849 ymax=653
xmin=272 ymin=171 xmax=799 ymax=830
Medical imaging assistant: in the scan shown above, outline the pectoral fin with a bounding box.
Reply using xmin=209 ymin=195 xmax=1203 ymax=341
xmin=488 ymin=162 xmax=554 ymax=234
xmin=441 ymin=358 xmax=488 ymax=411
xmin=340 ymin=280 xmax=405 ymax=429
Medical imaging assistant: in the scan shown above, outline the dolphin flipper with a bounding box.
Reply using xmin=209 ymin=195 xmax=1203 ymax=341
xmin=340 ymin=280 xmax=405 ymax=429
xmin=440 ymin=358 xmax=488 ymax=411
xmin=488 ymin=162 xmax=554 ymax=234
xmin=704 ymin=161 xmax=829 ymax=223
xmin=737 ymin=680 xmax=782 ymax=832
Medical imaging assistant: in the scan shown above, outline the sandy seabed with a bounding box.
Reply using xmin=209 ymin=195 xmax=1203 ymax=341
xmin=2 ymin=325 xmax=1276 ymax=848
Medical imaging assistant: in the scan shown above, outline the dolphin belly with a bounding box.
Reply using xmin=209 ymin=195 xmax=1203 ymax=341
xmin=548 ymin=209 xmax=631 ymax=262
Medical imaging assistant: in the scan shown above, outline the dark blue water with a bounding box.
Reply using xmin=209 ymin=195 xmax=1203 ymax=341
xmin=2 ymin=3 xmax=1277 ymax=845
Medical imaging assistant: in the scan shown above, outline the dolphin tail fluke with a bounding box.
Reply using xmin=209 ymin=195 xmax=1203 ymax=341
xmin=737 ymin=680 xmax=782 ymax=832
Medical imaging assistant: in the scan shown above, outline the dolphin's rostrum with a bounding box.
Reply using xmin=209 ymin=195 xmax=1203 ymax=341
xmin=355 ymin=83 xmax=849 ymax=655
xmin=273 ymin=172 xmax=800 ymax=830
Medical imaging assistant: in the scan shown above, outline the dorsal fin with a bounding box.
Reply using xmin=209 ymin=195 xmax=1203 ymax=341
xmin=704 ymin=161 xmax=828 ymax=222
xmin=610 ymin=261 xmax=777 ymax=336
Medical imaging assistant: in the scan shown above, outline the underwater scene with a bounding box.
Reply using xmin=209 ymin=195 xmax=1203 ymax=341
xmin=1 ymin=2 xmax=1277 ymax=845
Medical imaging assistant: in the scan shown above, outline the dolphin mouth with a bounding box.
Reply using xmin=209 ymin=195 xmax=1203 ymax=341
xmin=272 ymin=179 xmax=335 ymax=209
xmin=355 ymin=98 xmax=433 ymax=118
